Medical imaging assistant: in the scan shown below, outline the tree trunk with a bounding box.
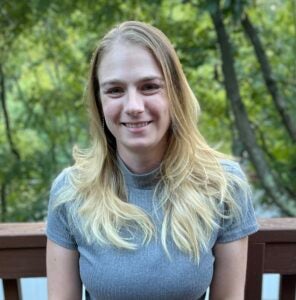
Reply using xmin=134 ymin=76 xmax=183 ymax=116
xmin=0 ymin=64 xmax=20 ymax=160
xmin=210 ymin=5 xmax=296 ymax=216
xmin=241 ymin=13 xmax=296 ymax=143
xmin=0 ymin=183 xmax=7 ymax=222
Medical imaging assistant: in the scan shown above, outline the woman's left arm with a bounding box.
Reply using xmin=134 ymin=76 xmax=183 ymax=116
xmin=209 ymin=237 xmax=248 ymax=300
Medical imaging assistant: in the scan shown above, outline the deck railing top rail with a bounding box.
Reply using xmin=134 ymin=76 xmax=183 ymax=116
xmin=0 ymin=222 xmax=45 ymax=249
xmin=249 ymin=218 xmax=296 ymax=242
xmin=1 ymin=218 xmax=295 ymax=246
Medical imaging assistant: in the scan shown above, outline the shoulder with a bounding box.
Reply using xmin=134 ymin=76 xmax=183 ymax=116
xmin=48 ymin=166 xmax=77 ymax=219
xmin=49 ymin=167 xmax=75 ymax=209
xmin=47 ymin=167 xmax=79 ymax=250
xmin=215 ymin=160 xmax=259 ymax=243
xmin=50 ymin=167 xmax=72 ymax=195
xmin=219 ymin=159 xmax=247 ymax=180
xmin=219 ymin=160 xmax=253 ymax=210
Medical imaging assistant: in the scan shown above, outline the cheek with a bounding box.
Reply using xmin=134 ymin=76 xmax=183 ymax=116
xmin=102 ymin=100 xmax=122 ymax=124
xmin=150 ymin=102 xmax=171 ymax=123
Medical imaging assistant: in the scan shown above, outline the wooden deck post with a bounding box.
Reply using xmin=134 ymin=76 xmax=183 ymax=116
xmin=3 ymin=279 xmax=22 ymax=300
xmin=245 ymin=242 xmax=265 ymax=299
xmin=279 ymin=274 xmax=296 ymax=300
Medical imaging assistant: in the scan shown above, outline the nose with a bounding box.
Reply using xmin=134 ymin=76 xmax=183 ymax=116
xmin=124 ymin=88 xmax=144 ymax=116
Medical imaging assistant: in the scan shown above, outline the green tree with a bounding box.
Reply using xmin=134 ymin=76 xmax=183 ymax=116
xmin=0 ymin=0 xmax=295 ymax=221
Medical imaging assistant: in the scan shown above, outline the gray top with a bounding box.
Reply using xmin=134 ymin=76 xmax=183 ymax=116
xmin=46 ymin=159 xmax=258 ymax=300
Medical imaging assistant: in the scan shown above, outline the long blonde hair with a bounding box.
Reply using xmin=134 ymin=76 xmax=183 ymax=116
xmin=54 ymin=21 xmax=246 ymax=262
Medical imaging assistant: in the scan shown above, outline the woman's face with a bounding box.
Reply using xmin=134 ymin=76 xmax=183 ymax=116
xmin=98 ymin=42 xmax=171 ymax=160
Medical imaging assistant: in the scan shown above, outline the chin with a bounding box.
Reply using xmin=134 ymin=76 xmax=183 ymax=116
xmin=130 ymin=144 xmax=153 ymax=152
xmin=126 ymin=142 xmax=156 ymax=152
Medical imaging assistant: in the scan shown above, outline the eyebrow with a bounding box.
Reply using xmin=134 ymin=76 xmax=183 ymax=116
xmin=100 ymin=76 xmax=164 ymax=88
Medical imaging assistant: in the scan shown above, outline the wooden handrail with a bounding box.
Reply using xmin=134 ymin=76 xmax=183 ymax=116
xmin=0 ymin=222 xmax=46 ymax=279
xmin=0 ymin=219 xmax=296 ymax=300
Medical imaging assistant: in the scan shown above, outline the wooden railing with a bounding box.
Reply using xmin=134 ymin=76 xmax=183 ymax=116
xmin=246 ymin=218 xmax=296 ymax=300
xmin=0 ymin=219 xmax=296 ymax=300
xmin=0 ymin=222 xmax=46 ymax=300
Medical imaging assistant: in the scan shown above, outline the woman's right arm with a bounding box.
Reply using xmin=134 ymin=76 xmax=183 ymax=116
xmin=47 ymin=239 xmax=82 ymax=300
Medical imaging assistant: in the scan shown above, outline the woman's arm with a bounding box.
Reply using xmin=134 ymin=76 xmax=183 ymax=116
xmin=209 ymin=237 xmax=248 ymax=300
xmin=47 ymin=239 xmax=82 ymax=300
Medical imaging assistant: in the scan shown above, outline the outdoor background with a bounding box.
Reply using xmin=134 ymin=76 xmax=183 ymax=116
xmin=0 ymin=0 xmax=295 ymax=223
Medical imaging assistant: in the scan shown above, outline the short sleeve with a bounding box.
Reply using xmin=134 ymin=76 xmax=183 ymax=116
xmin=216 ymin=161 xmax=259 ymax=244
xmin=46 ymin=168 xmax=77 ymax=250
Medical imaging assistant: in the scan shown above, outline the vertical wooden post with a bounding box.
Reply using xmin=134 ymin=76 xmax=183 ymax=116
xmin=245 ymin=242 xmax=265 ymax=300
xmin=279 ymin=274 xmax=296 ymax=300
xmin=3 ymin=278 xmax=22 ymax=300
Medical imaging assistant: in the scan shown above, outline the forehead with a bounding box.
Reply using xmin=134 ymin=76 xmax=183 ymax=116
xmin=97 ymin=42 xmax=163 ymax=82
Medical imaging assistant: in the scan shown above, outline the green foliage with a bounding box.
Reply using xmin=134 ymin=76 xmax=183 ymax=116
xmin=0 ymin=0 xmax=295 ymax=221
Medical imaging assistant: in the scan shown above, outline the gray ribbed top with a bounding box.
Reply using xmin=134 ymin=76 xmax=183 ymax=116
xmin=46 ymin=159 xmax=258 ymax=299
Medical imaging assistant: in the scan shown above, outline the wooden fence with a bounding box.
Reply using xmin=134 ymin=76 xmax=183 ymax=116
xmin=0 ymin=218 xmax=295 ymax=300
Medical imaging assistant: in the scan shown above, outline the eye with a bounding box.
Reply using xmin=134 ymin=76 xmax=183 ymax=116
xmin=105 ymin=87 xmax=124 ymax=97
xmin=141 ymin=83 xmax=160 ymax=94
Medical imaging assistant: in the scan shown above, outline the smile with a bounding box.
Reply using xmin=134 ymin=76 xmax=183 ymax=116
xmin=122 ymin=122 xmax=151 ymax=128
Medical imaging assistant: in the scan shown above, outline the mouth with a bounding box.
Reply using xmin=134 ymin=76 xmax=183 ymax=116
xmin=122 ymin=121 xmax=152 ymax=128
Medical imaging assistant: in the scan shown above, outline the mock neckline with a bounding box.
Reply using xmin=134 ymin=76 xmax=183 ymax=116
xmin=117 ymin=156 xmax=161 ymax=189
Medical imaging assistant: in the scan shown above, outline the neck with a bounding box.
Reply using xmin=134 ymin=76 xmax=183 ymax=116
xmin=117 ymin=149 xmax=165 ymax=174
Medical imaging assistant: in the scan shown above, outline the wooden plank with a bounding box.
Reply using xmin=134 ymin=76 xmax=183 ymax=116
xmin=250 ymin=231 xmax=296 ymax=243
xmin=3 ymin=278 xmax=22 ymax=300
xmin=279 ymin=274 xmax=296 ymax=300
xmin=0 ymin=248 xmax=46 ymax=278
xmin=0 ymin=222 xmax=45 ymax=236
xmin=258 ymin=218 xmax=296 ymax=230
xmin=245 ymin=242 xmax=265 ymax=300
xmin=264 ymin=244 xmax=296 ymax=274
xmin=250 ymin=218 xmax=296 ymax=243
xmin=0 ymin=223 xmax=46 ymax=249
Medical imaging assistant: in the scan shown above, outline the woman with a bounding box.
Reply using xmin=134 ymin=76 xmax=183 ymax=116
xmin=46 ymin=21 xmax=258 ymax=300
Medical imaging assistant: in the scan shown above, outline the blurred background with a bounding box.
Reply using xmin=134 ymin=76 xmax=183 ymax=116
xmin=0 ymin=0 xmax=295 ymax=221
